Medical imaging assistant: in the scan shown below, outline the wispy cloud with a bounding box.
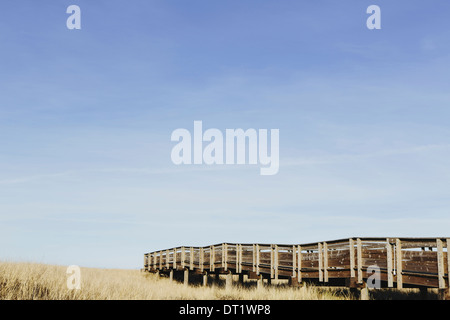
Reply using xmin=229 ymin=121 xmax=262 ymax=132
xmin=0 ymin=165 xmax=253 ymax=186
xmin=283 ymin=144 xmax=450 ymax=166
xmin=0 ymin=171 xmax=74 ymax=185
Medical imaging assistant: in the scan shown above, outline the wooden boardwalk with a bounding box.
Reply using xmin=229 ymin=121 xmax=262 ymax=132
xmin=143 ymin=237 xmax=450 ymax=299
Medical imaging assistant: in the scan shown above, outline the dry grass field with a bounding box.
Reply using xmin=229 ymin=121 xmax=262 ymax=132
xmin=0 ymin=261 xmax=436 ymax=300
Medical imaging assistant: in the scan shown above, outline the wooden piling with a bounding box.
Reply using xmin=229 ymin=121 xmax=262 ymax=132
xmin=226 ymin=272 xmax=233 ymax=290
xmin=203 ymin=272 xmax=208 ymax=287
xmin=184 ymin=269 xmax=189 ymax=286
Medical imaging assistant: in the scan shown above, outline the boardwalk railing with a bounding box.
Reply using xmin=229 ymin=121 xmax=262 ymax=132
xmin=143 ymin=237 xmax=450 ymax=298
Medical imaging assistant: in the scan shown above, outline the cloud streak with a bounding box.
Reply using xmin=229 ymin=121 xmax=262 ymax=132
xmin=283 ymin=144 xmax=450 ymax=166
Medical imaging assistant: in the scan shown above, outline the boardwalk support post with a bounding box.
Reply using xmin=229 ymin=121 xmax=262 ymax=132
xmin=257 ymin=274 xmax=263 ymax=289
xmin=438 ymin=288 xmax=450 ymax=300
xmin=360 ymin=286 xmax=369 ymax=300
xmin=238 ymin=273 xmax=244 ymax=285
xmin=203 ymin=272 xmax=208 ymax=287
xmin=226 ymin=271 xmax=233 ymax=290
xmin=184 ymin=269 xmax=189 ymax=286
xmin=420 ymin=288 xmax=428 ymax=300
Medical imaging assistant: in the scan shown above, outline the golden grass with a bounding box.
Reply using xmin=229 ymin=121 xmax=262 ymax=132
xmin=0 ymin=261 xmax=350 ymax=300
xmin=0 ymin=261 xmax=434 ymax=300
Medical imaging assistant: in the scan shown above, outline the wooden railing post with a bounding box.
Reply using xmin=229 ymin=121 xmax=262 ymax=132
xmin=256 ymin=244 xmax=260 ymax=275
xmin=200 ymin=247 xmax=204 ymax=272
xmin=173 ymin=248 xmax=177 ymax=269
xmin=181 ymin=246 xmax=185 ymax=269
xmin=349 ymin=238 xmax=355 ymax=279
xmin=166 ymin=249 xmax=169 ymax=268
xmin=222 ymin=244 xmax=225 ymax=269
xmin=396 ymin=239 xmax=403 ymax=289
xmin=297 ymin=245 xmax=302 ymax=283
xmin=236 ymin=244 xmax=239 ymax=272
xmin=323 ymin=242 xmax=328 ymax=283
xmin=151 ymin=253 xmax=155 ymax=270
xmin=318 ymin=243 xmax=323 ymax=282
xmin=239 ymin=244 xmax=243 ymax=273
xmin=270 ymin=245 xmax=274 ymax=279
xmin=437 ymin=239 xmax=445 ymax=289
xmin=252 ymin=244 xmax=256 ymax=273
xmin=224 ymin=243 xmax=228 ymax=271
xmin=357 ymin=238 xmax=362 ymax=284
xmin=274 ymin=245 xmax=279 ymax=280
xmin=210 ymin=245 xmax=215 ymax=272
xmin=447 ymin=239 xmax=450 ymax=288
xmin=386 ymin=239 xmax=394 ymax=288
xmin=292 ymin=245 xmax=296 ymax=278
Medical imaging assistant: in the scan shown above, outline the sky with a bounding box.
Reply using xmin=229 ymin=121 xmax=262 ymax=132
xmin=1 ymin=0 xmax=450 ymax=269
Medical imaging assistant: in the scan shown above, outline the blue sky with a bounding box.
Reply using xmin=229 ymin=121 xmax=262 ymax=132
xmin=1 ymin=0 xmax=450 ymax=269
